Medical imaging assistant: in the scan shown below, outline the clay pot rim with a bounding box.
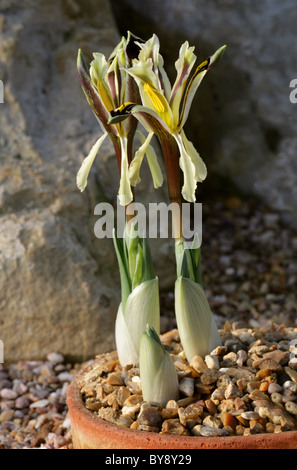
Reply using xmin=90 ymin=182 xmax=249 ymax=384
xmin=67 ymin=360 xmax=297 ymax=449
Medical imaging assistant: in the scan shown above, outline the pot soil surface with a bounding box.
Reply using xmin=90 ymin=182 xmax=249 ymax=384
xmin=68 ymin=321 xmax=297 ymax=448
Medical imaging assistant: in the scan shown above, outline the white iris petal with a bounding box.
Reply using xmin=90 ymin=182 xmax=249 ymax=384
xmin=76 ymin=133 xmax=108 ymax=192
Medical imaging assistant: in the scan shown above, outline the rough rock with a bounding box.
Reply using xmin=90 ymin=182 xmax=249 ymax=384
xmin=0 ymin=0 xmax=172 ymax=362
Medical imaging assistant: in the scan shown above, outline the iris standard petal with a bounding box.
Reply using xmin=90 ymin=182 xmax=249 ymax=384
xmin=76 ymin=132 xmax=108 ymax=192
xmin=170 ymin=41 xmax=196 ymax=129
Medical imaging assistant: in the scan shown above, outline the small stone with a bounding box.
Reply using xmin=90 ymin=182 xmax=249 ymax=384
xmin=237 ymin=350 xmax=248 ymax=367
xmin=262 ymin=350 xmax=290 ymax=365
xmin=166 ymin=400 xmax=178 ymax=409
xmin=283 ymin=381 xmax=297 ymax=393
xmin=116 ymin=386 xmax=131 ymax=406
xmin=137 ymin=424 xmax=159 ymax=433
xmin=202 ymin=415 xmax=221 ymax=428
xmin=106 ymin=374 xmax=124 ymax=386
xmin=161 ymin=419 xmax=189 ymax=436
xmin=15 ymin=396 xmax=30 ymax=409
xmin=30 ymin=399 xmax=49 ymax=408
xmin=122 ymin=404 xmax=141 ymax=419
xmin=200 ymin=425 xmax=229 ymax=437
xmin=216 ymin=374 xmax=232 ymax=387
xmin=47 ymin=352 xmax=64 ymax=364
xmin=200 ymin=368 xmax=220 ymax=385
xmin=189 ymin=355 xmax=207 ymax=373
xmin=285 ymin=367 xmax=297 ymax=382
xmin=191 ymin=424 xmax=204 ymax=436
xmin=241 ymin=411 xmax=261 ymax=420
xmin=205 ymin=355 xmax=220 ymax=369
xmin=211 ymin=387 xmax=226 ymax=401
xmin=205 ymin=399 xmax=217 ymax=415
xmin=282 ymin=389 xmax=296 ymax=403
xmin=221 ymin=352 xmax=238 ymax=367
xmin=137 ymin=405 xmax=162 ymax=429
xmin=0 ymin=410 xmax=14 ymax=423
xmin=178 ymin=403 xmax=203 ymax=427
xmin=239 ymin=332 xmax=255 ymax=345
xmin=161 ymin=408 xmax=178 ymax=419
xmin=285 ymin=401 xmax=297 ymax=416
xmin=268 ymin=383 xmax=282 ymax=394
xmin=179 ymin=377 xmax=194 ymax=397
xmin=210 ymin=345 xmax=227 ymax=356
xmin=0 ymin=388 xmax=17 ymax=400
xmin=253 ymin=359 xmax=282 ymax=372
xmin=57 ymin=372 xmax=75 ymax=382
xmin=220 ymin=411 xmax=238 ymax=429
xmin=224 ymin=383 xmax=243 ymax=399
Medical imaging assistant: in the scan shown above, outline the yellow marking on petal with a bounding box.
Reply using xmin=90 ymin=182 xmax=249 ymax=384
xmin=96 ymin=80 xmax=114 ymax=112
xmin=144 ymin=83 xmax=165 ymax=113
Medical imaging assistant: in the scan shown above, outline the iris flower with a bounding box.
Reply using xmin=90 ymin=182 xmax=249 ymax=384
xmin=109 ymin=34 xmax=226 ymax=204
xmin=76 ymin=32 xmax=163 ymax=206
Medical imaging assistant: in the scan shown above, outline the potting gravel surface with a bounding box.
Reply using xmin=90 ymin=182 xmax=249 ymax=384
xmin=1 ymin=197 xmax=297 ymax=448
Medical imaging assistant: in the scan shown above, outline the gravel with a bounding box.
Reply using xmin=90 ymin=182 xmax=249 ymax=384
xmin=0 ymin=353 xmax=83 ymax=449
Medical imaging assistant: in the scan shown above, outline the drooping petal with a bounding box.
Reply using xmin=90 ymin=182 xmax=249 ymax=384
xmin=138 ymin=131 xmax=163 ymax=189
xmin=170 ymin=41 xmax=196 ymax=129
xmin=181 ymin=130 xmax=207 ymax=182
xmin=175 ymin=277 xmax=221 ymax=362
xmin=118 ymin=136 xmax=134 ymax=206
xmin=76 ymin=133 xmax=108 ymax=192
xmin=115 ymin=303 xmax=139 ymax=367
xmin=178 ymin=45 xmax=226 ymax=130
xmin=174 ymin=132 xmax=197 ymax=203
xmin=129 ymin=131 xmax=163 ymax=189
xmin=128 ymin=131 xmax=154 ymax=186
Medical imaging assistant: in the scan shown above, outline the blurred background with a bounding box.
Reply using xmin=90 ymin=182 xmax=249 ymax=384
xmin=0 ymin=0 xmax=296 ymax=362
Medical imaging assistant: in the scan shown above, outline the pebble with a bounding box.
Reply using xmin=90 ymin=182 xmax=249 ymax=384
xmin=179 ymin=377 xmax=194 ymax=397
xmin=0 ymin=354 xmax=75 ymax=449
xmin=268 ymin=383 xmax=282 ymax=394
xmin=47 ymin=353 xmax=64 ymax=364
xmin=285 ymin=401 xmax=297 ymax=415
xmin=200 ymin=425 xmax=229 ymax=437
xmin=205 ymin=355 xmax=220 ymax=369
xmin=0 ymin=389 xmax=17 ymax=400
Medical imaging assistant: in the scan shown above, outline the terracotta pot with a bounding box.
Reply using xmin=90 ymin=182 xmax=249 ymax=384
xmin=67 ymin=362 xmax=297 ymax=450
